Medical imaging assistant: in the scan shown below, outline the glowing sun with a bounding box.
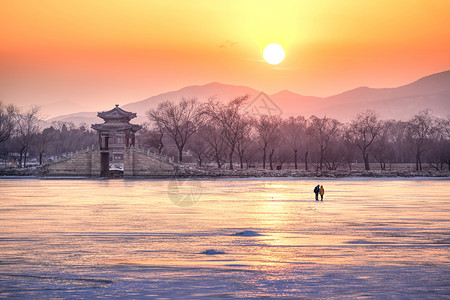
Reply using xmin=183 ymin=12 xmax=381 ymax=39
xmin=263 ymin=44 xmax=285 ymax=65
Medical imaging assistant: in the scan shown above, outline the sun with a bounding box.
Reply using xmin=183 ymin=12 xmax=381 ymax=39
xmin=263 ymin=44 xmax=285 ymax=65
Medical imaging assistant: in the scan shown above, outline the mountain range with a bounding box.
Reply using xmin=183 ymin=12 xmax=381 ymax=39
xmin=48 ymin=70 xmax=450 ymax=126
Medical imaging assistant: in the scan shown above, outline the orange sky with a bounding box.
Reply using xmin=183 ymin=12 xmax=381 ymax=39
xmin=1 ymin=0 xmax=449 ymax=113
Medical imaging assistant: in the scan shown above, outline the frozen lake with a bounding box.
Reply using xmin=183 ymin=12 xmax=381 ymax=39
xmin=0 ymin=177 xmax=449 ymax=299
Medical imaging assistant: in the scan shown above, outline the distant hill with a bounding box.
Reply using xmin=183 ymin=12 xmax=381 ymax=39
xmin=122 ymin=82 xmax=261 ymax=124
xmin=309 ymin=70 xmax=450 ymax=121
xmin=40 ymin=101 xmax=89 ymax=119
xmin=49 ymin=70 xmax=450 ymax=126
xmin=48 ymin=111 xmax=98 ymax=126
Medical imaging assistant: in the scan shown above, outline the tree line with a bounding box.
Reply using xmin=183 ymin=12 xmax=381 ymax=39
xmin=1 ymin=97 xmax=448 ymax=172
xmin=0 ymin=103 xmax=96 ymax=168
xmin=142 ymin=96 xmax=450 ymax=172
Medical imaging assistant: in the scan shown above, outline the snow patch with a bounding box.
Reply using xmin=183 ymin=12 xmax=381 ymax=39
xmin=200 ymin=249 xmax=225 ymax=255
xmin=232 ymin=230 xmax=262 ymax=237
xmin=346 ymin=239 xmax=375 ymax=244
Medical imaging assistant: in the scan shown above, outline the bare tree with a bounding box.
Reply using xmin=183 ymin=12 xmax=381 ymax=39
xmin=147 ymin=98 xmax=204 ymax=162
xmin=427 ymin=135 xmax=449 ymax=171
xmin=347 ymin=110 xmax=383 ymax=170
xmin=140 ymin=122 xmax=165 ymax=154
xmin=372 ymin=120 xmax=400 ymax=170
xmin=36 ymin=126 xmax=57 ymax=165
xmin=407 ymin=110 xmax=441 ymax=171
xmin=201 ymin=123 xmax=227 ymax=168
xmin=275 ymin=143 xmax=292 ymax=168
xmin=236 ymin=117 xmax=254 ymax=169
xmin=441 ymin=117 xmax=450 ymax=170
xmin=282 ymin=116 xmax=306 ymax=169
xmin=204 ymin=96 xmax=249 ymax=169
xmin=302 ymin=127 xmax=315 ymax=171
xmin=268 ymin=131 xmax=285 ymax=170
xmin=243 ymin=139 xmax=259 ymax=168
xmin=187 ymin=129 xmax=210 ymax=167
xmin=255 ymin=115 xmax=282 ymax=169
xmin=386 ymin=120 xmax=409 ymax=164
xmin=430 ymin=116 xmax=450 ymax=171
xmin=341 ymin=133 xmax=357 ymax=171
xmin=307 ymin=115 xmax=341 ymax=171
xmin=322 ymin=126 xmax=346 ymax=170
xmin=0 ymin=102 xmax=17 ymax=144
xmin=13 ymin=106 xmax=41 ymax=167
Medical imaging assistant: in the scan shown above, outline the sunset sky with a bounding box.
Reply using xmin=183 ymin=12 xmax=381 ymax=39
xmin=1 ymin=0 xmax=449 ymax=114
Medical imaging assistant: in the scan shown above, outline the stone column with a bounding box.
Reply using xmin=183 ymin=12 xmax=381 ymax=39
xmin=90 ymin=150 xmax=102 ymax=176
xmin=123 ymin=149 xmax=134 ymax=177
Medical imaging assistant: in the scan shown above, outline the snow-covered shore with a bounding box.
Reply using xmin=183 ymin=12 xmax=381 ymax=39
xmin=1 ymin=165 xmax=449 ymax=178
xmin=180 ymin=167 xmax=450 ymax=178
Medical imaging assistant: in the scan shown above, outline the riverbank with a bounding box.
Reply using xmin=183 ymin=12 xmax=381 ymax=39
xmin=1 ymin=165 xmax=449 ymax=178
xmin=181 ymin=167 xmax=450 ymax=178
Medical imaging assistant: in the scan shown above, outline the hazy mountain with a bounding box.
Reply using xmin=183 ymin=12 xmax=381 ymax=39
xmin=40 ymin=101 xmax=89 ymax=119
xmin=271 ymin=70 xmax=450 ymax=120
xmin=48 ymin=82 xmax=260 ymax=126
xmin=269 ymin=90 xmax=324 ymax=117
xmin=121 ymin=82 xmax=260 ymax=124
xmin=49 ymin=70 xmax=450 ymax=126
xmin=48 ymin=111 xmax=98 ymax=126
xmin=313 ymin=70 xmax=450 ymax=121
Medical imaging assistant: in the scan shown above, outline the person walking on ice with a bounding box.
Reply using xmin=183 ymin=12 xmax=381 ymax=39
xmin=319 ymin=185 xmax=325 ymax=201
xmin=314 ymin=185 xmax=320 ymax=201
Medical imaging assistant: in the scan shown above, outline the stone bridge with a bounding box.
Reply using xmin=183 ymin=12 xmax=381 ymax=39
xmin=44 ymin=147 xmax=188 ymax=177
xmin=43 ymin=105 xmax=199 ymax=177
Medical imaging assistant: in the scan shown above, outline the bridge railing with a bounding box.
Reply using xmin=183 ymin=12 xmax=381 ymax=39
xmin=46 ymin=145 xmax=178 ymax=167
xmin=128 ymin=146 xmax=176 ymax=165
xmin=45 ymin=145 xmax=96 ymax=165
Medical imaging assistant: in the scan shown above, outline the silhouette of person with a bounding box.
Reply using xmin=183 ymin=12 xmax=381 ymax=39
xmin=319 ymin=185 xmax=325 ymax=201
xmin=314 ymin=184 xmax=320 ymax=201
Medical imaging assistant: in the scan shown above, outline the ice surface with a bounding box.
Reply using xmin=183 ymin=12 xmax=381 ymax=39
xmin=0 ymin=177 xmax=449 ymax=298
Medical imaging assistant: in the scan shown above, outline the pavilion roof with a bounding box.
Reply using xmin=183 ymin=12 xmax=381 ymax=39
xmin=91 ymin=123 xmax=142 ymax=132
xmin=97 ymin=105 xmax=137 ymax=120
